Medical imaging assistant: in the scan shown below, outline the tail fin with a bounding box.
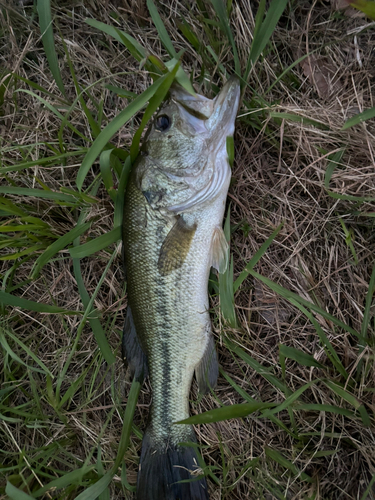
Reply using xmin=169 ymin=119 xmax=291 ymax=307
xmin=136 ymin=428 xmax=209 ymax=500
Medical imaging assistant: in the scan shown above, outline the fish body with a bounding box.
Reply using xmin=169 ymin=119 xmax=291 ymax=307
xmin=122 ymin=77 xmax=240 ymax=500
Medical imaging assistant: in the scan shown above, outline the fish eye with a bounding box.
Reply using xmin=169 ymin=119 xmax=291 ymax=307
xmin=155 ymin=114 xmax=171 ymax=132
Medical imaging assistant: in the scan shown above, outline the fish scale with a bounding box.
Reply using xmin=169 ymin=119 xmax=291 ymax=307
xmin=122 ymin=77 xmax=240 ymax=500
xmin=124 ymin=178 xmax=213 ymax=435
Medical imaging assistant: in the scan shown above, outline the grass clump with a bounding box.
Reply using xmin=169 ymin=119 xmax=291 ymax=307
xmin=1 ymin=0 xmax=375 ymax=499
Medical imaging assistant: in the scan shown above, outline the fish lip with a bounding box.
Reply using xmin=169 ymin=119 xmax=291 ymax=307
xmin=209 ymin=76 xmax=241 ymax=135
xmin=169 ymin=76 xmax=240 ymax=124
xmin=169 ymin=86 xmax=214 ymax=119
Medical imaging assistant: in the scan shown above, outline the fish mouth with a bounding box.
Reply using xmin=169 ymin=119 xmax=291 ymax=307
xmin=208 ymin=76 xmax=241 ymax=139
xmin=170 ymin=76 xmax=240 ymax=132
xmin=169 ymin=85 xmax=213 ymax=119
xmin=166 ymin=78 xmax=241 ymax=214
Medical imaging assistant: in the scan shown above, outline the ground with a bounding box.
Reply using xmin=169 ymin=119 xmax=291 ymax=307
xmin=1 ymin=1 xmax=375 ymax=499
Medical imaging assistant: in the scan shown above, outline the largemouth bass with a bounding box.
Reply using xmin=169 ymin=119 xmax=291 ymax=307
xmin=122 ymin=77 xmax=240 ymax=500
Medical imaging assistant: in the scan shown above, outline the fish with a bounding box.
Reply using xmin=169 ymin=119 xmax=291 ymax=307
xmin=122 ymin=76 xmax=240 ymax=500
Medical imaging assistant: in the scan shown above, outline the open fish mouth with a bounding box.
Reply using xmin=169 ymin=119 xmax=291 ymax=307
xmin=166 ymin=77 xmax=241 ymax=213
xmin=170 ymin=76 xmax=240 ymax=139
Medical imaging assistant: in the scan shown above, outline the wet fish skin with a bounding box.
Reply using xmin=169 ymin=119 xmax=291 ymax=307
xmin=122 ymin=77 xmax=240 ymax=500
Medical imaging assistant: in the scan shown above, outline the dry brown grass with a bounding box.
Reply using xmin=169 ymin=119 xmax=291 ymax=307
xmin=1 ymin=0 xmax=375 ymax=499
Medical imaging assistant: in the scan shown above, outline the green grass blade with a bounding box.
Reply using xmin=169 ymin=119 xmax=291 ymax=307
xmin=219 ymin=254 xmax=237 ymax=327
xmin=31 ymin=221 xmax=92 ymax=279
xmin=147 ymin=0 xmax=177 ymax=58
xmin=206 ymin=45 xmax=227 ymax=75
xmin=342 ymin=106 xmax=375 ymax=130
xmin=248 ymin=270 xmax=359 ymax=337
xmin=0 ymin=150 xmax=87 ymax=174
xmin=0 ymin=330 xmax=45 ymax=375
xmin=164 ymin=59 xmax=196 ymax=95
xmin=270 ymin=111 xmax=330 ymax=130
xmin=73 ymin=379 xmax=141 ymax=498
xmin=245 ymin=0 xmax=288 ymax=79
xmin=234 ymin=222 xmax=283 ymax=292
xmin=0 ymin=290 xmax=72 ymax=314
xmin=356 ymin=262 xmax=375 ymax=379
xmin=97 ymin=447 xmax=111 ymax=500
xmin=69 ymin=227 xmax=121 ymax=259
xmin=60 ymin=187 xmax=97 ymax=204
xmin=324 ymin=380 xmax=370 ymax=425
xmin=77 ymin=72 xmax=173 ymax=190
xmin=295 ymin=403 xmax=354 ymax=417
xmin=6 ymin=482 xmax=35 ymax=500
xmin=324 ymin=380 xmax=360 ymax=408
xmin=105 ymin=85 xmax=137 ymax=99
xmin=12 ymin=74 xmax=64 ymax=100
xmin=121 ymin=463 xmax=137 ymax=493
xmin=326 ymin=190 xmax=375 ymax=202
xmin=74 ymin=471 xmax=114 ymax=500
xmin=348 ymin=0 xmax=375 ymax=20
xmin=360 ymin=473 xmax=375 ymax=500
xmin=37 ymin=0 xmax=65 ymax=95
xmin=0 ymin=186 xmax=83 ymax=204
xmin=252 ymin=0 xmax=267 ymax=46
xmin=0 ymin=198 xmax=28 ymax=217
xmin=114 ymin=378 xmax=142 ymax=469
xmin=178 ymin=19 xmax=200 ymax=51
xmin=262 ymin=381 xmax=316 ymax=417
xmin=70 ymin=202 xmax=116 ymax=366
xmin=324 ymin=148 xmax=345 ymax=189
xmin=100 ymin=150 xmax=117 ymax=201
xmin=279 ymin=344 xmax=323 ymax=369
xmin=1 ymin=328 xmax=53 ymax=377
xmin=63 ymin=38 xmax=101 ymax=138
xmin=177 ymin=401 xmax=276 ymax=425
xmin=358 ymin=405 xmax=371 ymax=427
xmin=16 ymin=89 xmax=89 ymax=142
xmin=210 ymin=0 xmax=240 ymax=74
xmin=339 ymin=217 xmax=358 ymax=265
xmin=58 ymin=250 xmax=118 ymax=397
xmin=225 ymin=338 xmax=291 ymax=395
xmin=360 ymin=262 xmax=375 ymax=344
xmin=220 ymin=368 xmax=257 ymax=403
xmin=266 ymin=52 xmax=313 ymax=94
xmin=72 ymin=258 xmax=115 ymax=365
xmin=218 ymin=207 xmax=237 ymax=327
xmin=265 ymin=447 xmax=312 ymax=482
xmin=0 ymin=413 xmax=22 ymax=423
xmin=130 ymin=60 xmax=180 ymax=161
xmin=226 ymin=136 xmax=235 ymax=168
xmin=114 ymin=156 xmax=131 ymax=228
xmin=85 ymin=19 xmax=146 ymax=61
xmin=33 ymin=466 xmax=95 ymax=497
xmin=290 ymin=300 xmax=349 ymax=380
xmin=0 ymin=72 xmax=12 ymax=109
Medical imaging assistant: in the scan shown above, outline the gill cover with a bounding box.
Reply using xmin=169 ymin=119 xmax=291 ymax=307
xmin=136 ymin=77 xmax=240 ymax=213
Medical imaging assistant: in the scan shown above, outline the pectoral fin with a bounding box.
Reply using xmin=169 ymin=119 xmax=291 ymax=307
xmin=195 ymin=333 xmax=219 ymax=394
xmin=122 ymin=305 xmax=148 ymax=382
xmin=210 ymin=226 xmax=228 ymax=274
xmin=158 ymin=216 xmax=196 ymax=276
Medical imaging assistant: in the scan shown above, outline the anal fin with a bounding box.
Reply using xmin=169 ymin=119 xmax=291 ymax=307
xmin=195 ymin=333 xmax=219 ymax=394
xmin=122 ymin=305 xmax=148 ymax=382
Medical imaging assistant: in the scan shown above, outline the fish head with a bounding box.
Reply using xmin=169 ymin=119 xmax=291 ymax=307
xmin=136 ymin=77 xmax=240 ymax=212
